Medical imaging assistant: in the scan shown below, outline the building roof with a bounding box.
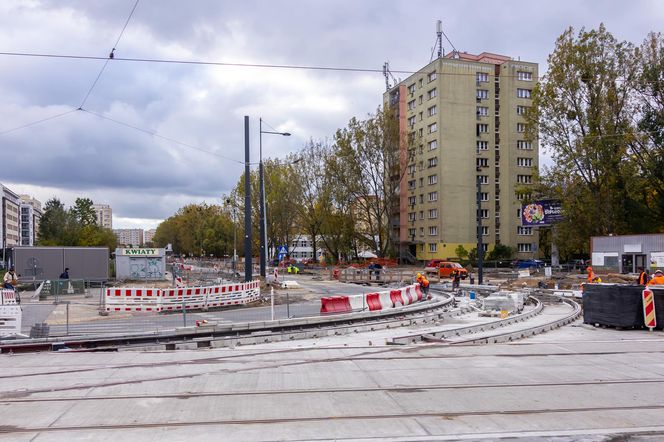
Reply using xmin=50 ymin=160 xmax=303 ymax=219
xmin=444 ymin=51 xmax=512 ymax=65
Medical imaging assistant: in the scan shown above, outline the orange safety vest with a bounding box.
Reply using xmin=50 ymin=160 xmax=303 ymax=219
xmin=647 ymin=274 xmax=664 ymax=286
xmin=638 ymin=271 xmax=649 ymax=286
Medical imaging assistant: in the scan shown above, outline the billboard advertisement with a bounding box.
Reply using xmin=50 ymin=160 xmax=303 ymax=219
xmin=521 ymin=200 xmax=564 ymax=226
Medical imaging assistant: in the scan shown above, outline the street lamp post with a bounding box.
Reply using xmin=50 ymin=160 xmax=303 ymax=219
xmin=259 ymin=118 xmax=291 ymax=278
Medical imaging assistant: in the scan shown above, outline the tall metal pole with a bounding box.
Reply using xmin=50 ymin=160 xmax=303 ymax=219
xmin=476 ymin=171 xmax=484 ymax=285
xmin=259 ymin=118 xmax=267 ymax=278
xmin=244 ymin=116 xmax=252 ymax=282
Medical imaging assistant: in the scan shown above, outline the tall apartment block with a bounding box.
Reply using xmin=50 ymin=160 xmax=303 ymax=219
xmin=92 ymin=204 xmax=113 ymax=229
xmin=385 ymin=52 xmax=539 ymax=262
xmin=1 ymin=185 xmax=21 ymax=249
xmin=113 ymin=228 xmax=144 ymax=247
xmin=19 ymin=195 xmax=43 ymax=246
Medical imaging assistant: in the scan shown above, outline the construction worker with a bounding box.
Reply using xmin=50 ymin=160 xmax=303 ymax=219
xmin=647 ymin=269 xmax=664 ymax=286
xmin=416 ymin=272 xmax=430 ymax=295
xmin=592 ymin=275 xmax=602 ymax=283
xmin=586 ymin=266 xmax=595 ymax=283
xmin=638 ymin=268 xmax=650 ymax=286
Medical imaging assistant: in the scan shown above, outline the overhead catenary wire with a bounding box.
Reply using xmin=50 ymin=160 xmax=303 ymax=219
xmin=78 ymin=0 xmax=140 ymax=109
xmin=0 ymin=50 xmax=543 ymax=80
xmin=0 ymin=108 xmax=78 ymax=136
xmin=78 ymin=108 xmax=244 ymax=164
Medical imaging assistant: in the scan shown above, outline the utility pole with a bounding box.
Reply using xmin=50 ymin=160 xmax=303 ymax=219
xmin=476 ymin=169 xmax=484 ymax=285
xmin=244 ymin=116 xmax=252 ymax=282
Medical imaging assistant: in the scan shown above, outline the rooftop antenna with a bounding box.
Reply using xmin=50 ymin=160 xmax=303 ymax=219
xmin=383 ymin=61 xmax=397 ymax=91
xmin=436 ymin=20 xmax=443 ymax=58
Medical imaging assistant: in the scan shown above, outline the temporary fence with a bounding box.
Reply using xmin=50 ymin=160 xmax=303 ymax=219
xmin=320 ymin=284 xmax=425 ymax=314
xmin=104 ymin=280 xmax=261 ymax=313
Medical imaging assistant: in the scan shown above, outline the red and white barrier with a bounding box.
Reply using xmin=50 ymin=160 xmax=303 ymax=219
xmin=0 ymin=305 xmax=22 ymax=337
xmin=1 ymin=290 xmax=18 ymax=305
xmin=104 ymin=281 xmax=261 ymax=313
xmin=320 ymin=284 xmax=424 ymax=314
xmin=105 ymin=288 xmax=162 ymax=312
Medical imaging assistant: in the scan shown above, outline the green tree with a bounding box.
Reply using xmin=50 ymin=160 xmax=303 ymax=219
xmin=72 ymin=197 xmax=97 ymax=226
xmin=37 ymin=198 xmax=78 ymax=246
xmin=631 ymin=32 xmax=664 ymax=227
xmin=331 ymin=107 xmax=401 ymax=258
xmin=527 ymin=24 xmax=651 ymax=253
xmin=455 ymin=245 xmax=469 ymax=260
xmin=486 ymin=244 xmax=515 ymax=261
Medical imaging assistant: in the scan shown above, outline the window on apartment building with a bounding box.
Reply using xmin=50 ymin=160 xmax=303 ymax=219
xmin=476 ymin=72 xmax=488 ymax=82
xmin=428 ymin=191 xmax=438 ymax=202
xmin=408 ymin=84 xmax=416 ymax=94
xmin=477 ymin=124 xmax=489 ymax=133
xmin=428 ymin=105 xmax=437 ymax=117
xmin=477 ymin=89 xmax=489 ymax=99
xmin=516 ymin=192 xmax=532 ymax=201
xmin=477 ymin=175 xmax=489 ymax=184
xmin=419 ymin=210 xmax=424 ymax=219
xmin=419 ymin=112 xmax=423 ymax=121
xmin=427 ymin=88 xmax=437 ymax=99
xmin=482 ymin=226 xmax=489 ymax=236
xmin=517 ymin=174 xmax=532 ymax=184
xmin=477 ymin=106 xmax=488 ymax=117
xmin=517 ymin=157 xmax=533 ymax=167
xmin=517 ymin=123 xmax=526 ymax=132
xmin=408 ymin=228 xmax=416 ymax=237
xmin=408 ymin=164 xmax=416 ymax=174
xmin=517 ymin=140 xmax=533 ymax=150
xmin=419 ymin=79 xmax=423 ymax=88
xmin=418 ymin=95 xmax=423 ymax=104
xmin=480 ymin=209 xmax=489 ymax=218
xmin=408 ymin=196 xmax=416 ymax=206
xmin=517 ymin=226 xmax=533 ymax=235
xmin=517 ymin=88 xmax=532 ymax=98
xmin=407 ymin=99 xmax=416 ymax=110
xmin=418 ymin=128 xmax=423 ymax=137
xmin=428 ymin=226 xmax=438 ymax=236
xmin=428 ymin=174 xmax=438 ymax=185
xmin=480 ymin=192 xmax=489 ymax=201
xmin=477 ymin=141 xmax=488 ymax=151
xmin=419 ymin=194 xmax=424 ymax=203
xmin=517 ymin=71 xmax=533 ymax=81
xmin=408 ymin=115 xmax=416 ymax=126
xmin=408 ymin=179 xmax=416 ymax=189
xmin=419 ymin=177 xmax=424 ymax=187
xmin=408 ymin=212 xmax=416 ymax=222
xmin=428 ymin=140 xmax=438 ymax=150
xmin=516 ymin=105 xmax=529 ymax=115
xmin=428 ymin=208 xmax=438 ymax=219
xmin=518 ymin=243 xmax=533 ymax=252
xmin=477 ymin=158 xmax=488 ymax=167
xmin=427 ymin=157 xmax=438 ymax=168
xmin=427 ymin=71 xmax=437 ymax=82
xmin=517 ymin=208 xmax=522 ymax=219
xmin=428 ymin=122 xmax=437 ymax=133
xmin=428 ymin=243 xmax=438 ymax=253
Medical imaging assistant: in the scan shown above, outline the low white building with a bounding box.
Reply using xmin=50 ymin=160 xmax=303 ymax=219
xmin=287 ymin=234 xmax=325 ymax=261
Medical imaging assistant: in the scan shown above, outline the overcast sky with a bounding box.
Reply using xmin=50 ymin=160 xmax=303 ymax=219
xmin=1 ymin=0 xmax=662 ymax=230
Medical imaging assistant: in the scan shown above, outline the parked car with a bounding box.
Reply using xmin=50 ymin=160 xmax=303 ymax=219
xmin=424 ymin=259 xmax=446 ymax=274
xmin=512 ymin=259 xmax=545 ymax=270
xmin=438 ymin=262 xmax=468 ymax=279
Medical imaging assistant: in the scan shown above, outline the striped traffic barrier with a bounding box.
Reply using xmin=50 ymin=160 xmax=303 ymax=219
xmin=105 ymin=288 xmax=162 ymax=312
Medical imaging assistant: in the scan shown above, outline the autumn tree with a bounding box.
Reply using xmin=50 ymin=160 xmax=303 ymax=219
xmin=527 ymin=24 xmax=652 ymax=254
xmin=331 ymin=107 xmax=401 ymax=258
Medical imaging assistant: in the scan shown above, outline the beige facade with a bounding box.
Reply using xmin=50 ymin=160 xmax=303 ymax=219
xmin=385 ymin=52 xmax=539 ymax=261
xmin=92 ymin=204 xmax=113 ymax=229
xmin=19 ymin=194 xmax=43 ymax=246
xmin=113 ymin=229 xmax=144 ymax=247
xmin=144 ymin=228 xmax=156 ymax=245
xmin=1 ymin=185 xmax=21 ymax=248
